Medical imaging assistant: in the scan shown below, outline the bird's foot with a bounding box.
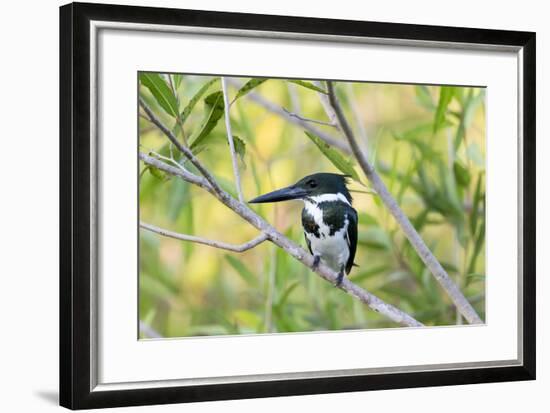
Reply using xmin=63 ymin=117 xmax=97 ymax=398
xmin=335 ymin=271 xmax=344 ymax=287
xmin=312 ymin=255 xmax=321 ymax=270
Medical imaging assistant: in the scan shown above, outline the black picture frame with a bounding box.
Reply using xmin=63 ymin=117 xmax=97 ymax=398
xmin=60 ymin=2 xmax=536 ymax=409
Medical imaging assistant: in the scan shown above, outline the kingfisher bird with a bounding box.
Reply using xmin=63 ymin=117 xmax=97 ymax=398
xmin=249 ymin=173 xmax=358 ymax=286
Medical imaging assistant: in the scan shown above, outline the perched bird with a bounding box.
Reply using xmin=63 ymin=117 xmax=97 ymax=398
xmin=249 ymin=173 xmax=358 ymax=286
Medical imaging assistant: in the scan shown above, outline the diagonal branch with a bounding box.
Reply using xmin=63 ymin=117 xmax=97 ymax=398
xmin=221 ymin=77 xmax=245 ymax=203
xmin=139 ymin=98 xmax=226 ymax=199
xmin=326 ymin=81 xmax=482 ymax=325
xmin=140 ymin=152 xmax=422 ymax=327
xmin=141 ymin=221 xmax=269 ymax=252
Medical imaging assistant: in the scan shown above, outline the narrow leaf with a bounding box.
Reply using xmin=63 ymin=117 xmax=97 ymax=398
xmin=352 ymin=265 xmax=390 ymax=282
xmin=433 ymin=86 xmax=454 ymax=133
xmin=181 ymin=78 xmax=219 ymax=123
xmin=189 ymin=91 xmax=225 ymax=151
xmin=225 ymin=255 xmax=257 ymax=286
xmin=232 ymin=78 xmax=267 ymax=103
xmin=277 ymin=281 xmax=300 ymax=307
xmin=358 ymin=212 xmax=378 ymax=227
xmin=230 ymin=135 xmax=246 ymax=164
xmin=453 ymin=160 xmax=471 ymax=187
xmin=470 ymin=173 xmax=484 ymax=236
xmin=358 ymin=228 xmax=392 ymax=250
xmin=173 ymin=74 xmax=183 ymax=90
xmin=467 ymin=219 xmax=485 ymax=275
xmin=415 ymin=85 xmax=434 ymax=110
xmin=304 ymin=131 xmax=361 ymax=182
xmin=287 ymin=79 xmax=328 ymax=94
xmin=140 ymin=73 xmax=179 ymax=118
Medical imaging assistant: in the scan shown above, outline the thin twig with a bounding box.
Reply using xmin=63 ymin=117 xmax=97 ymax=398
xmin=282 ymin=107 xmax=337 ymax=127
xmin=326 ymin=81 xmax=482 ymax=325
xmin=221 ymin=77 xmax=245 ymax=203
xmin=225 ymin=78 xmax=352 ymax=155
xmin=144 ymin=148 xmax=188 ymax=173
xmin=139 ymin=320 xmax=163 ymax=339
xmin=139 ymin=152 xmax=423 ymax=328
xmin=141 ymin=221 xmax=269 ymax=252
xmin=314 ymin=80 xmax=339 ymax=128
xmin=139 ymin=152 xmax=213 ymax=193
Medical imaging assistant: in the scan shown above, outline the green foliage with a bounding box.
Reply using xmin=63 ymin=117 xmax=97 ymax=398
xmin=181 ymin=78 xmax=219 ymax=123
xmin=304 ymin=131 xmax=361 ymax=182
xmin=433 ymin=86 xmax=455 ymax=133
xmin=189 ymin=91 xmax=225 ymax=151
xmin=140 ymin=73 xmax=179 ymax=118
xmin=231 ymin=78 xmax=267 ymax=103
xmin=287 ymin=79 xmax=327 ymax=94
xmin=139 ymin=75 xmax=486 ymax=337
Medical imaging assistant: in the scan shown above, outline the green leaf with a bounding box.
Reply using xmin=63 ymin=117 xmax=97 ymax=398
xmin=467 ymin=220 xmax=485 ymax=275
xmin=167 ymin=178 xmax=189 ymax=221
xmin=393 ymin=124 xmax=445 ymax=160
xmin=231 ymin=78 xmax=267 ymax=103
xmin=277 ymin=281 xmax=300 ymax=307
xmin=463 ymin=89 xmax=485 ymax=128
xmin=140 ymin=73 xmax=179 ymax=118
xmin=225 ymin=255 xmax=257 ymax=286
xmin=470 ymin=173 xmax=484 ymax=236
xmin=287 ymin=79 xmax=328 ymax=94
xmin=148 ymin=165 xmax=170 ymax=182
xmin=230 ymin=135 xmax=246 ymax=163
xmin=440 ymin=261 xmax=459 ymax=273
xmin=191 ymin=133 xmax=246 ymax=167
xmin=415 ymin=85 xmax=434 ymax=110
xmin=189 ymin=91 xmax=225 ymax=151
xmin=358 ymin=227 xmax=392 ymax=250
xmin=358 ymin=212 xmax=378 ymax=227
xmin=304 ymin=131 xmax=361 ymax=182
xmin=181 ymin=78 xmax=219 ymax=123
xmin=466 ymin=273 xmax=485 ymax=287
xmin=453 ymin=160 xmax=471 ymax=187
xmin=433 ymin=86 xmax=454 ymax=134
xmin=352 ymin=265 xmax=390 ymax=282
xmin=173 ymin=74 xmax=183 ymax=90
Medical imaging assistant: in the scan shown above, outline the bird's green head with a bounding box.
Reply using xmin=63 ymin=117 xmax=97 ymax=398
xmin=249 ymin=173 xmax=352 ymax=204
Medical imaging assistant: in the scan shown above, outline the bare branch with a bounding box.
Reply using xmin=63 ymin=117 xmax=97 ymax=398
xmin=221 ymin=77 xmax=245 ymax=203
xmin=327 ymin=81 xmax=482 ymax=325
xmin=139 ymin=152 xmax=423 ymax=328
xmin=141 ymin=221 xmax=269 ymax=252
xmin=314 ymin=80 xmax=339 ymax=128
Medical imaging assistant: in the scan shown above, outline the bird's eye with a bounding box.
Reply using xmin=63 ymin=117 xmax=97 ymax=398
xmin=307 ymin=179 xmax=317 ymax=188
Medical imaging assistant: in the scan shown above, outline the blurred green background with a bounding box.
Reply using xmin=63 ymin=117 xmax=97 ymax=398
xmin=139 ymin=73 xmax=486 ymax=338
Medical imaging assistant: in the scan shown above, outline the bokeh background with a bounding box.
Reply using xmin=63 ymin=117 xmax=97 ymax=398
xmin=138 ymin=74 xmax=486 ymax=338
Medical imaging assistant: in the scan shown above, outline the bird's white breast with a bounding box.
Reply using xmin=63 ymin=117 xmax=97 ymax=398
xmin=304 ymin=196 xmax=350 ymax=272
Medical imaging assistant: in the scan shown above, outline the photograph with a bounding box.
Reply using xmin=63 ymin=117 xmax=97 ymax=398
xmin=138 ymin=73 xmax=486 ymax=338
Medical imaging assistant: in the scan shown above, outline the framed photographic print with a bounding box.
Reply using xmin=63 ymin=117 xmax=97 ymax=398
xmin=59 ymin=2 xmax=536 ymax=409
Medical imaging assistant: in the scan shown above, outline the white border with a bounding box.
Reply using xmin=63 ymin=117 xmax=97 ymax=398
xmin=91 ymin=21 xmax=522 ymax=389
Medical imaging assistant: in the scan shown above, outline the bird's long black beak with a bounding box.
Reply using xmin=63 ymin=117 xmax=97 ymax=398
xmin=249 ymin=185 xmax=307 ymax=204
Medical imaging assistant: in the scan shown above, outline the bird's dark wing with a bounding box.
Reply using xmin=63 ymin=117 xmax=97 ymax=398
xmin=345 ymin=207 xmax=358 ymax=274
